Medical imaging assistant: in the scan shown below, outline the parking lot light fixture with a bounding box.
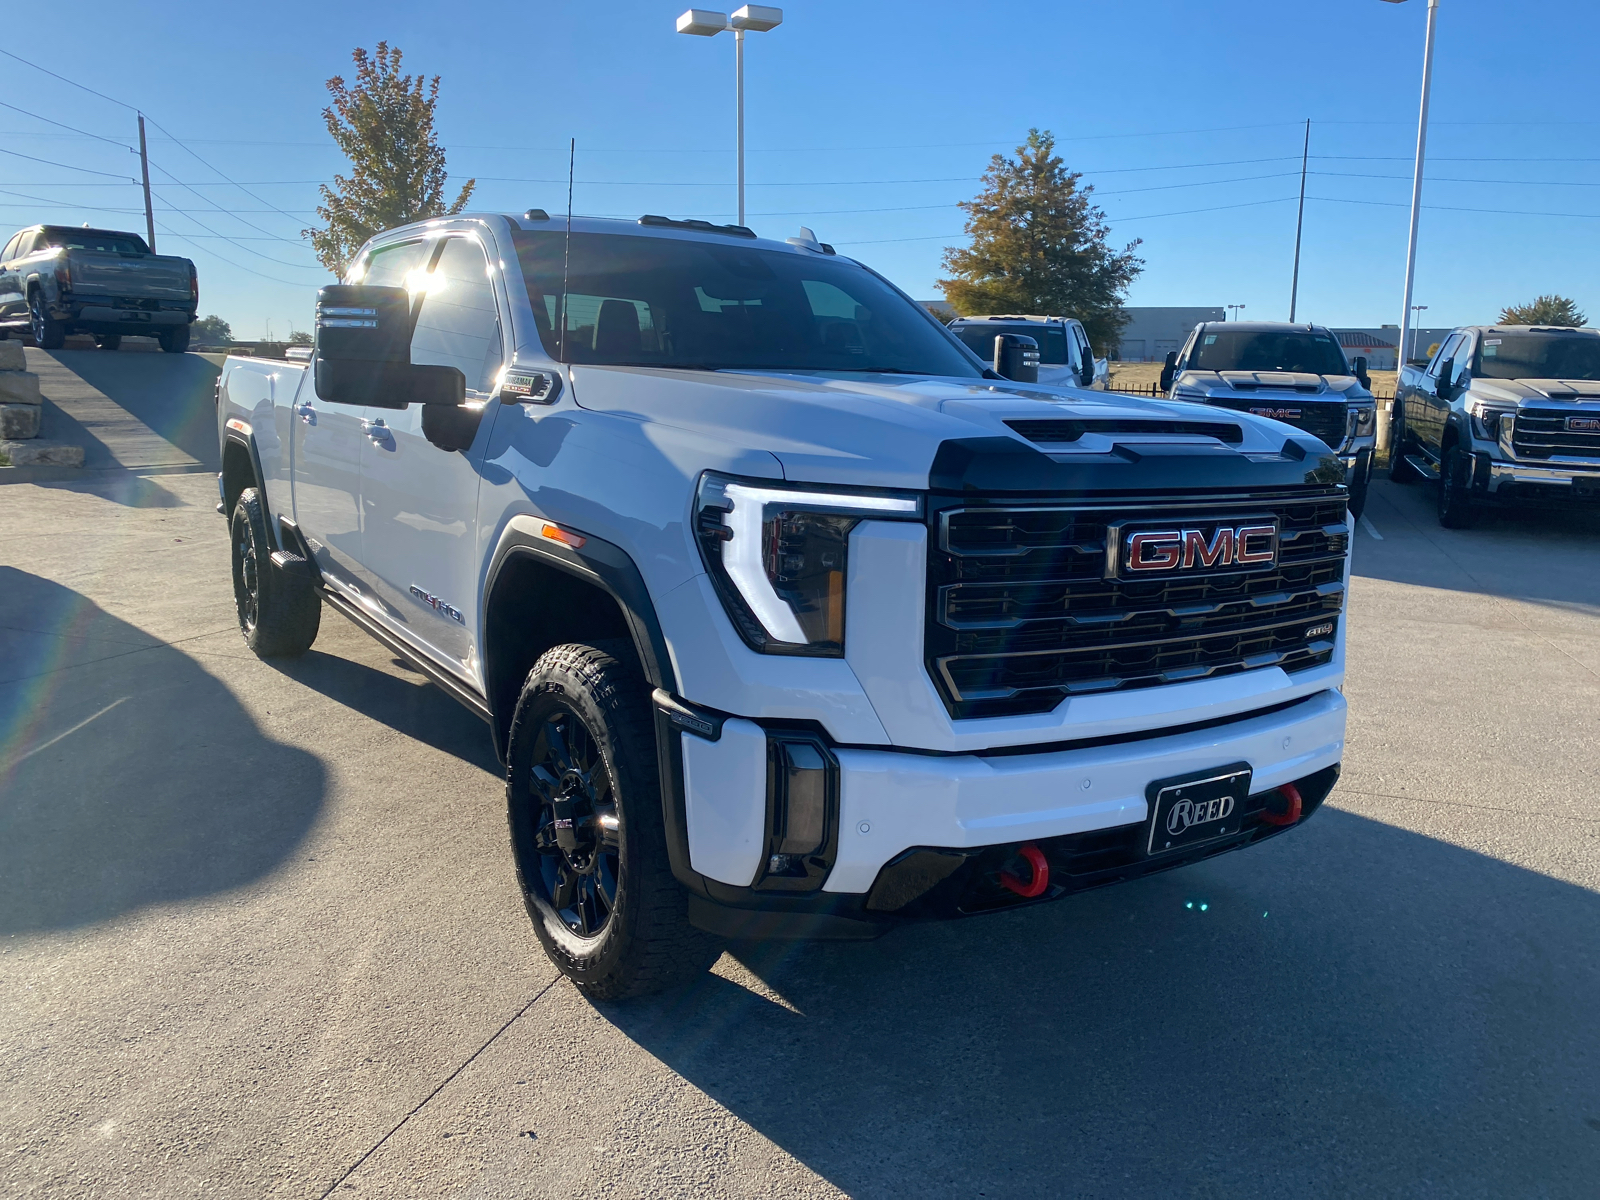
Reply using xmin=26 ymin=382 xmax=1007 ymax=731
xmin=676 ymin=6 xmax=783 ymax=227
xmin=1227 ymin=304 xmax=1246 ymax=321
xmin=1379 ymin=0 xmax=1440 ymax=451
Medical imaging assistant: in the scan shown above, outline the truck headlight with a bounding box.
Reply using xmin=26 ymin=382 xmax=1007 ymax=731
xmin=1353 ymin=406 xmax=1374 ymax=435
xmin=1467 ymin=401 xmax=1513 ymax=441
xmin=695 ymin=473 xmax=923 ymax=656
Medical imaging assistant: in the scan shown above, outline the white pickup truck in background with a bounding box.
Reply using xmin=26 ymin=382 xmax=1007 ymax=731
xmin=947 ymin=314 xmax=1109 ymax=389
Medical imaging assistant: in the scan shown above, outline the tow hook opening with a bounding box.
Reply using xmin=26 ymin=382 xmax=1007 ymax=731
xmin=1259 ymin=782 xmax=1303 ymax=827
xmin=999 ymin=843 xmax=1050 ymax=898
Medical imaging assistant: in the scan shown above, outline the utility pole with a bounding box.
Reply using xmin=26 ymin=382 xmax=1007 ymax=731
xmin=1383 ymin=0 xmax=1440 ymax=452
xmin=1289 ymin=119 xmax=1310 ymax=322
xmin=735 ymin=27 xmax=745 ymax=226
xmin=137 ymin=113 xmax=156 ymax=252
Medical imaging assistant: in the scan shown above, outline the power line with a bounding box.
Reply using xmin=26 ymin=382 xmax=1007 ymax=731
xmin=139 ymin=112 xmax=309 ymax=226
xmin=0 ymin=145 xmax=132 ymax=178
xmin=1309 ymin=194 xmax=1600 ymax=220
xmin=1314 ymin=169 xmax=1600 ymax=188
xmin=154 ymin=223 xmax=327 ymax=287
xmin=836 ymin=195 xmax=1304 ymax=244
xmin=0 ymin=99 xmax=134 ymax=149
xmin=0 ymin=47 xmax=137 ymax=111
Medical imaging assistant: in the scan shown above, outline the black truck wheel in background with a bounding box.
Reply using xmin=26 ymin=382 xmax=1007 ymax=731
xmin=1437 ymin=445 xmax=1477 ymax=529
xmin=506 ymin=642 xmax=720 ymax=1000
xmin=229 ymin=488 xmax=321 ymax=657
xmin=1387 ymin=406 xmax=1415 ymax=483
xmin=28 ymin=291 xmax=65 ymax=350
xmin=1347 ymin=456 xmax=1371 ymax=521
xmin=158 ymin=324 xmax=191 ymax=354
xmin=94 ymin=334 xmax=122 ymax=351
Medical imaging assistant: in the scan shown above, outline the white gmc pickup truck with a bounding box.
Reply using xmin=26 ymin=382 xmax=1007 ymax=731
xmin=215 ymin=211 xmax=1352 ymax=997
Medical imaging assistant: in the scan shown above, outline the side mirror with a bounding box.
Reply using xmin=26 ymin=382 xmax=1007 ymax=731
xmin=313 ymin=284 xmax=466 ymax=410
xmin=993 ymin=334 xmax=1040 ymax=383
xmin=1159 ymin=350 xmax=1178 ymax=393
xmin=1352 ymin=355 xmax=1370 ymax=390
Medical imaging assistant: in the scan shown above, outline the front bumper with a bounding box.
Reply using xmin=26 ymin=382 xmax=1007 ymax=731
xmin=663 ymin=688 xmax=1346 ymax=938
xmin=1485 ymin=455 xmax=1600 ymax=499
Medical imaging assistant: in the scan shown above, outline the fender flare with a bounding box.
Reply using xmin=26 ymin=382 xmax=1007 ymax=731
xmin=221 ymin=427 xmax=280 ymax=550
xmin=481 ymin=515 xmax=678 ymax=757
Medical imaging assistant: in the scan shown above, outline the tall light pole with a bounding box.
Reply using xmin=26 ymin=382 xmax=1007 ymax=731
xmin=1410 ymin=304 xmax=1429 ymax=363
xmin=1289 ymin=119 xmax=1309 ymax=322
xmin=1227 ymin=304 xmax=1246 ymax=322
xmin=676 ymin=6 xmax=784 ymax=227
xmin=1380 ymin=0 xmax=1440 ymax=451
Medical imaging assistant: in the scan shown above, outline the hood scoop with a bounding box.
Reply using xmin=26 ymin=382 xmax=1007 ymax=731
xmin=1006 ymin=418 xmax=1243 ymax=446
xmin=1523 ymin=379 xmax=1600 ymax=400
xmin=1215 ymin=370 xmax=1325 ymax=394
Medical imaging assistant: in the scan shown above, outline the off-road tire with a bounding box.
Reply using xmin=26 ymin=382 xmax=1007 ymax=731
xmin=94 ymin=334 xmax=122 ymax=351
xmin=28 ymin=291 xmax=65 ymax=351
xmin=1387 ymin=408 xmax=1414 ymax=483
xmin=1348 ymin=456 xmax=1370 ymax=522
xmin=158 ymin=324 xmax=191 ymax=354
xmin=229 ymin=488 xmax=321 ymax=657
xmin=1437 ymin=445 xmax=1477 ymax=530
xmin=506 ymin=642 xmax=720 ymax=1000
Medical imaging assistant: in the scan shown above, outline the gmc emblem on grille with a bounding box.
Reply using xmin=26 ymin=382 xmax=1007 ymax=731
xmin=1567 ymin=415 xmax=1600 ymax=432
xmin=1108 ymin=519 xmax=1280 ymax=578
xmin=1249 ymin=406 xmax=1302 ymax=421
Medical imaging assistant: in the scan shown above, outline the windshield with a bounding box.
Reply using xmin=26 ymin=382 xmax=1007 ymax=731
xmin=1476 ymin=332 xmax=1600 ymax=381
xmin=1189 ymin=329 xmax=1347 ymax=376
xmin=511 ymin=230 xmax=980 ymax=377
xmin=38 ymin=227 xmax=150 ymax=255
xmin=952 ymin=323 xmax=1069 ymax=364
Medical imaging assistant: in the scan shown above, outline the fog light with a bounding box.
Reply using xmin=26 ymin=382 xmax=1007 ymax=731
xmin=757 ymin=735 xmax=840 ymax=891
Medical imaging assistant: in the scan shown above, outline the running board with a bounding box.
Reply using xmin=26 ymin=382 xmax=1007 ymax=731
xmin=1405 ymin=454 xmax=1440 ymax=481
xmin=319 ymin=587 xmax=494 ymax=725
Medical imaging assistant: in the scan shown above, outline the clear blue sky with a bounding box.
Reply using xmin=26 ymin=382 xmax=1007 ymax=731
xmin=6 ymin=0 xmax=1597 ymax=341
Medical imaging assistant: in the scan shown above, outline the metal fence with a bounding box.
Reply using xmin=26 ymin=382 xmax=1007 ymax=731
xmin=1106 ymin=382 xmax=1395 ymax=403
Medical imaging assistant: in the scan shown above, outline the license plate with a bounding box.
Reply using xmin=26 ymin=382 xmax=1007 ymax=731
xmin=120 ymin=311 xmax=152 ymax=322
xmin=1146 ymin=764 xmax=1252 ymax=856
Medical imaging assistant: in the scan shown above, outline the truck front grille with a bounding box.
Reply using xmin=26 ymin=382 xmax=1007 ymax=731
xmin=926 ymin=491 xmax=1348 ymax=719
xmin=1204 ymin=398 xmax=1348 ymax=450
xmin=1512 ymin=409 xmax=1600 ymax=458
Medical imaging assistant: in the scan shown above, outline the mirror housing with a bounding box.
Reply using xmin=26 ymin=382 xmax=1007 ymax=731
xmin=312 ymin=284 xmax=466 ymax=411
xmin=1351 ymin=355 xmax=1370 ymax=391
xmin=993 ymin=333 xmax=1040 ymax=383
xmin=1159 ymin=350 xmax=1179 ymax=393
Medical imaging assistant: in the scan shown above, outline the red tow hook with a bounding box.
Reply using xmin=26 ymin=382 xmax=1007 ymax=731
xmin=1260 ymin=782 xmax=1303 ymax=827
xmin=1000 ymin=843 xmax=1050 ymax=898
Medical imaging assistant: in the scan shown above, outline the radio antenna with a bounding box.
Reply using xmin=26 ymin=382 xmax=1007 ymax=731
xmin=559 ymin=137 xmax=574 ymax=363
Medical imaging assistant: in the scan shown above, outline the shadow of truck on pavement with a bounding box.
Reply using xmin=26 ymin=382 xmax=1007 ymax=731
xmin=606 ymin=806 xmax=1600 ymax=1197
xmin=0 ymin=566 xmax=325 ymax=934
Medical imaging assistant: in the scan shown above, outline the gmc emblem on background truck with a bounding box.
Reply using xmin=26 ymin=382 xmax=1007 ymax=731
xmin=1567 ymin=415 xmax=1600 ymax=432
xmin=1110 ymin=520 xmax=1280 ymax=577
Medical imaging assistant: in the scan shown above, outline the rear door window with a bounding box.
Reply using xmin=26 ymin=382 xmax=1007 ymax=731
xmin=360 ymin=240 xmax=428 ymax=288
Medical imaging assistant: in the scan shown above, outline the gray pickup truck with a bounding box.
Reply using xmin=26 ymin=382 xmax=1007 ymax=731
xmin=1390 ymin=324 xmax=1600 ymax=527
xmin=1160 ymin=322 xmax=1377 ymax=519
xmin=0 ymin=225 xmax=198 ymax=352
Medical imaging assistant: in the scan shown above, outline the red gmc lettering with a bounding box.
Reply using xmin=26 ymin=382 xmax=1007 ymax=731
xmin=1234 ymin=524 xmax=1277 ymax=565
xmin=1182 ymin=527 xmax=1234 ymax=568
xmin=1126 ymin=530 xmax=1183 ymax=572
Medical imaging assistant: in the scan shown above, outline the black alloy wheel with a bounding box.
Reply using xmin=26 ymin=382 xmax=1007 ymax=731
xmin=1387 ymin=407 xmax=1414 ymax=482
xmin=524 ymin=706 xmax=621 ymax=939
xmin=232 ymin=509 xmax=263 ymax=637
xmin=505 ymin=642 xmax=720 ymax=999
xmin=94 ymin=334 xmax=122 ymax=351
xmin=1437 ymin=444 xmax=1477 ymax=529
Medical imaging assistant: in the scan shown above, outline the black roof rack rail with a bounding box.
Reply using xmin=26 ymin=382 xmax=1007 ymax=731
xmin=638 ymin=214 xmax=757 ymax=239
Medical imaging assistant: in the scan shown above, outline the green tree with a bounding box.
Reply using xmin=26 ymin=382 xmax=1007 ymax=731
xmin=939 ymin=129 xmax=1143 ymax=353
xmin=191 ymin=314 xmax=233 ymax=345
xmin=1499 ymin=294 xmax=1588 ymax=327
xmin=306 ymin=42 xmax=476 ymax=275
xmin=287 ymin=329 xmax=313 ymax=346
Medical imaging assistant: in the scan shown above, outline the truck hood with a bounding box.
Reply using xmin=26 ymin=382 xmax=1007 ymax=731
xmin=1176 ymin=370 xmax=1370 ymax=401
xmin=568 ymin=365 xmax=1336 ymax=490
xmin=1467 ymin=378 xmax=1600 ymax=403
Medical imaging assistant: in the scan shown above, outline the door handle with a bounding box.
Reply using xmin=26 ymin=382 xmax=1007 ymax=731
xmin=295 ymin=402 xmax=316 ymax=425
xmin=363 ymin=418 xmax=394 ymax=444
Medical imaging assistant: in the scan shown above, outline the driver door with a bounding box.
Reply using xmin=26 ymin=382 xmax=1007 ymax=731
xmin=358 ymin=233 xmax=505 ymax=681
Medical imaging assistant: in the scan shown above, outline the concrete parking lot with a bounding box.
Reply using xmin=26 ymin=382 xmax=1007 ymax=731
xmin=2 ymin=349 xmax=1598 ymax=1198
